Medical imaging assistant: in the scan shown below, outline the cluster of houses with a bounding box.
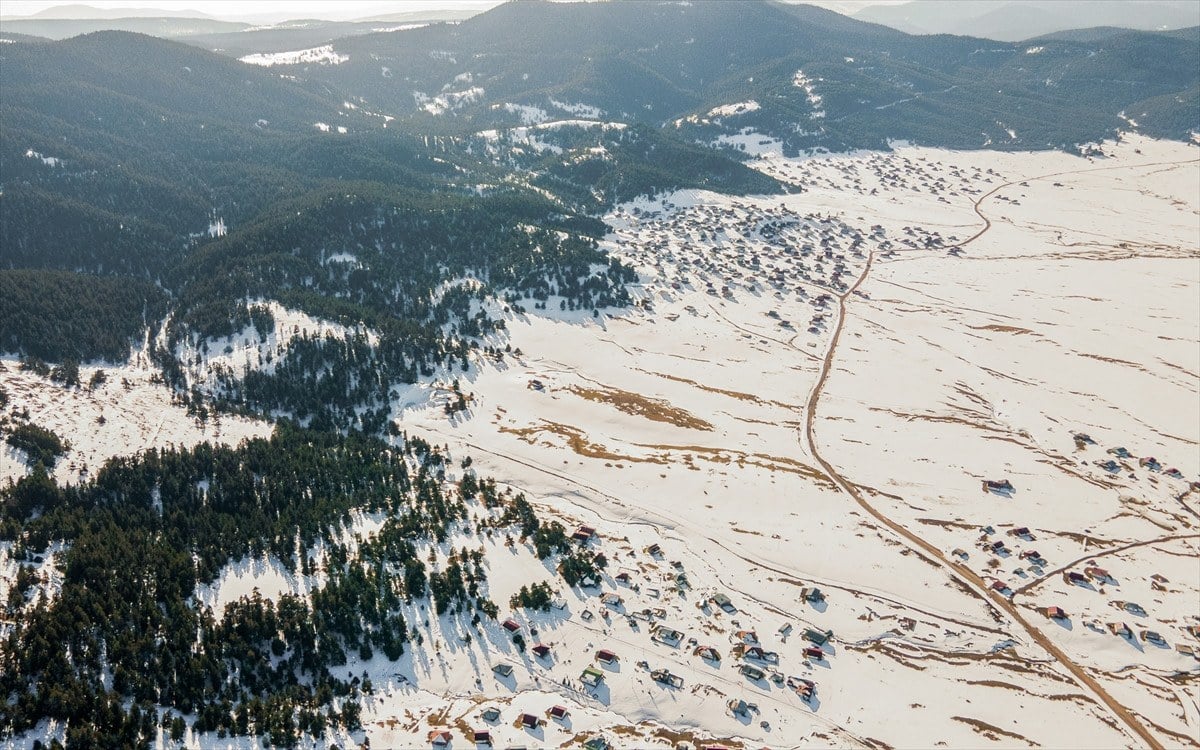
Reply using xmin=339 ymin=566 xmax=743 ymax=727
xmin=966 ymin=522 xmax=1048 ymax=597
xmin=469 ymin=523 xmax=838 ymax=748
xmin=1072 ymin=433 xmax=1192 ymax=487
xmin=1055 ymin=561 xmax=1200 ymax=659
xmin=610 ymin=185 xmax=957 ymax=330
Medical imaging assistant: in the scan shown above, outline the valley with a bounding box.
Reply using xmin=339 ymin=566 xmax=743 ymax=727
xmin=7 ymin=133 xmax=1194 ymax=749
xmin=1 ymin=2 xmax=1198 ymax=747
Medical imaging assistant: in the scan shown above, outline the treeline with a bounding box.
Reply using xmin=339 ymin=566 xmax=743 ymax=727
xmin=0 ymin=270 xmax=167 ymax=363
xmin=0 ymin=426 xmax=603 ymax=747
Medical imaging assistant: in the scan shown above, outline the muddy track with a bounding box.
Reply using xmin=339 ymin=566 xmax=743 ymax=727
xmin=801 ymin=156 xmax=1199 ymax=750
xmin=1010 ymin=533 xmax=1200 ymax=597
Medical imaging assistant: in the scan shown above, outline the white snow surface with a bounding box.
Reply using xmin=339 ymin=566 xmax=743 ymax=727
xmin=0 ymin=354 xmax=270 ymax=488
xmin=174 ymin=300 xmax=379 ymax=392
xmin=707 ymin=100 xmax=761 ymax=118
xmin=335 ymin=133 xmax=1199 ymax=749
xmin=5 ymin=136 xmax=1199 ymax=750
xmin=238 ymin=44 xmax=347 ymax=67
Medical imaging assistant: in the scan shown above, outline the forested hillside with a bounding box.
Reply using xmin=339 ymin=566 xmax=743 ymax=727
xmin=1 ymin=2 xmax=1198 ymax=748
xmin=0 ymin=426 xmax=592 ymax=747
xmin=231 ymin=0 xmax=1200 ymax=152
xmin=1 ymin=29 xmax=767 ymax=427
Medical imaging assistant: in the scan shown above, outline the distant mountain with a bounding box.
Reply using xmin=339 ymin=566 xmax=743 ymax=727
xmin=352 ymin=8 xmax=490 ymax=24
xmin=13 ymin=3 xmax=214 ymax=20
xmin=182 ymin=19 xmax=434 ymax=57
xmin=251 ymin=0 xmax=1198 ymax=153
xmin=854 ymin=0 xmax=1200 ymax=41
xmin=1 ymin=28 xmax=761 ymax=370
xmin=0 ymin=16 xmax=249 ymax=39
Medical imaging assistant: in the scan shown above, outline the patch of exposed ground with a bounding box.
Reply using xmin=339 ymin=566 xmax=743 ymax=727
xmin=566 ymin=384 xmax=713 ymax=430
xmin=952 ymin=716 xmax=1038 ymax=746
xmin=646 ymin=370 xmax=802 ymax=410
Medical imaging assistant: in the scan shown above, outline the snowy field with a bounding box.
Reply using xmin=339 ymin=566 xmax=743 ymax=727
xmin=365 ymin=134 xmax=1199 ymax=749
xmin=1 ymin=134 xmax=1196 ymax=749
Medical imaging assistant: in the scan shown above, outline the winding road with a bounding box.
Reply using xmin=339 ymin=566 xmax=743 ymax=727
xmin=800 ymin=156 xmax=1200 ymax=750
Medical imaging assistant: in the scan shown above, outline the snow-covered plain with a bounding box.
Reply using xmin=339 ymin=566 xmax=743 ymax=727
xmin=2 ymin=135 xmax=1197 ymax=750
xmin=0 ymin=352 xmax=270 ymax=488
xmin=357 ymin=134 xmax=1199 ymax=748
xmin=238 ymin=45 xmax=347 ymax=67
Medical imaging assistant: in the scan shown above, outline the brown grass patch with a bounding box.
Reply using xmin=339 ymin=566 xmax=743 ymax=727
xmin=647 ymin=370 xmax=801 ymax=410
xmin=567 ymin=384 xmax=713 ymax=431
xmin=952 ymin=716 xmax=1037 ymax=745
xmin=500 ymin=422 xmax=667 ymax=464
xmin=968 ymin=324 xmax=1036 ymax=335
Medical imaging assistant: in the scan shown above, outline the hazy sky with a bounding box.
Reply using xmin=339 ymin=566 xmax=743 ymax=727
xmin=1 ymin=0 xmax=906 ymax=23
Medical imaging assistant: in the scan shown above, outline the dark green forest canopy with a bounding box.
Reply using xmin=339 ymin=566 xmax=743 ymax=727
xmin=0 ymin=270 xmax=167 ymax=362
xmin=0 ymin=425 xmax=584 ymax=748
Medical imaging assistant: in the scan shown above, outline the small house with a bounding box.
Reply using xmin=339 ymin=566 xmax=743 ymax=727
xmin=596 ymin=649 xmax=618 ymax=665
xmin=531 ymin=643 xmax=551 ymax=659
xmin=492 ymin=663 xmax=514 ymax=678
xmin=429 ymin=730 xmax=453 ymax=746
xmin=1064 ymin=571 xmax=1088 ymax=586
xmin=1107 ymin=447 xmax=1132 ymax=458
xmin=573 ymin=525 xmax=597 ymax=543
xmin=614 ymin=571 xmax=632 ymax=585
xmin=1084 ymin=566 xmax=1112 ymax=583
xmin=1107 ymin=622 xmax=1132 ymax=638
xmin=990 ymin=580 xmax=1010 ymax=595
xmin=1138 ymin=457 xmax=1161 ymax=471
xmin=740 ymin=664 xmax=766 ymax=681
xmin=804 ymin=646 xmax=824 ymax=660
xmin=1045 ymin=606 xmax=1068 ymax=620
xmin=474 ymin=729 xmax=492 ymax=746
xmin=710 ymin=592 xmax=737 ymax=613
xmin=645 ymin=543 xmax=663 ymax=557
xmin=601 ymin=592 xmax=623 ymax=607
xmin=746 ymin=646 xmax=780 ymax=664
xmin=580 ymin=666 xmax=604 ymax=686
xmin=789 ymin=676 xmax=816 ymax=700
xmin=548 ymin=705 xmax=569 ymax=720
xmin=982 ymin=479 xmax=1014 ymax=494
xmin=502 ymin=619 xmax=521 ymax=633
xmin=652 ymin=626 xmax=684 ymax=646
xmin=693 ymin=645 xmax=721 ymax=661
xmin=804 ymin=628 xmax=833 ymax=645
xmin=1115 ymin=601 xmax=1146 ymax=616
xmin=1177 ymin=644 xmax=1199 ymax=659
xmin=1007 ymin=527 xmax=1034 ymax=539
xmin=1185 ymin=625 xmax=1200 ymax=639
xmin=520 ymin=713 xmax=541 ymax=729
xmin=1140 ymin=630 xmax=1165 ymax=645
xmin=481 ymin=707 xmax=501 ymax=722
xmin=582 ymin=738 xmax=609 ymax=750
xmin=728 ymin=698 xmax=750 ymax=717
xmin=800 ymin=586 xmax=825 ymax=603
xmin=651 ymin=668 xmax=684 ymax=688
xmin=734 ymin=629 xmax=759 ymax=645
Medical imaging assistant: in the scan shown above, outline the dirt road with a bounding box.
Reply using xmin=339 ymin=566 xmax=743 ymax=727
xmin=800 ymin=156 xmax=1199 ymax=750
